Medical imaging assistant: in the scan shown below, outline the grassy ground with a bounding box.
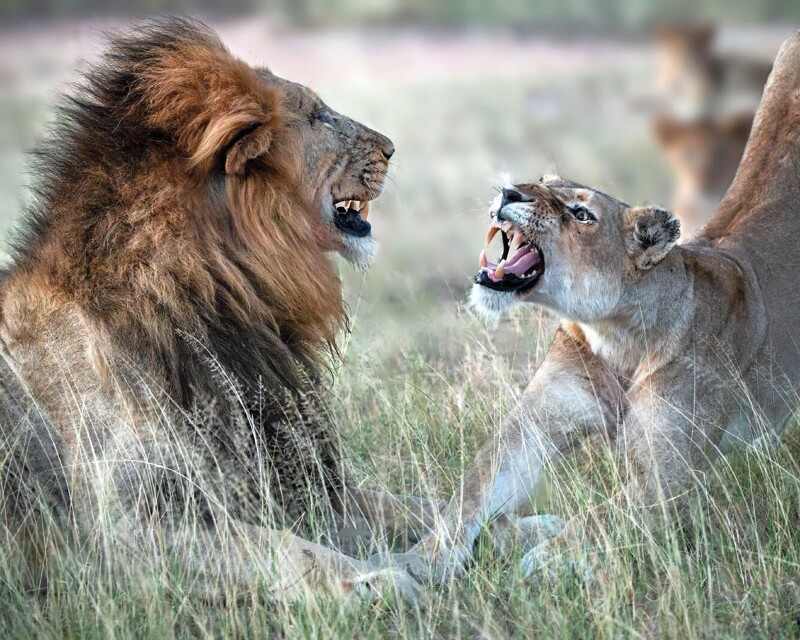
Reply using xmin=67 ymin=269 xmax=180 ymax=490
xmin=2 ymin=345 xmax=799 ymax=638
xmin=1 ymin=18 xmax=799 ymax=639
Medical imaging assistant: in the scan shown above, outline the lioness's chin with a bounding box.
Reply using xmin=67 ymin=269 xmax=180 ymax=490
xmin=337 ymin=234 xmax=378 ymax=269
xmin=469 ymin=283 xmax=522 ymax=320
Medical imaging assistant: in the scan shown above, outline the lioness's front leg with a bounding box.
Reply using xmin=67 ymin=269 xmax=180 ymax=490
xmin=390 ymin=327 xmax=624 ymax=582
xmin=520 ymin=357 xmax=733 ymax=578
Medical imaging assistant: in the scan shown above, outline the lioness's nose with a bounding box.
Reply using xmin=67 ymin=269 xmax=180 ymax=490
xmin=501 ymin=187 xmax=525 ymax=208
xmin=382 ymin=144 xmax=395 ymax=160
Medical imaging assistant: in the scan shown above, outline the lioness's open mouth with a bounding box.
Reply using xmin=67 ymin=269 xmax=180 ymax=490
xmin=475 ymin=219 xmax=544 ymax=292
xmin=333 ymin=199 xmax=372 ymax=237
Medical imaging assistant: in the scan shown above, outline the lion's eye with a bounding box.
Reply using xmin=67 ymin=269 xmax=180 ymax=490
xmin=315 ymin=111 xmax=334 ymax=127
xmin=570 ymin=206 xmax=596 ymax=225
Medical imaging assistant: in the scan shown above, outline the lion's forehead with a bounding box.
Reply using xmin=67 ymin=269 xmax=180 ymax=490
xmin=275 ymin=78 xmax=317 ymax=107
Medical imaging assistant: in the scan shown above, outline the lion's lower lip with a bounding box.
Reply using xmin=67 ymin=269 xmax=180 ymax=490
xmin=332 ymin=199 xmax=372 ymax=237
xmin=333 ymin=204 xmax=372 ymax=237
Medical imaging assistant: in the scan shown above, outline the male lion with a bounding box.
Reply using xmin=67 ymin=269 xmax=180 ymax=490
xmin=0 ymin=18 xmax=436 ymax=601
xmin=384 ymin=30 xmax=800 ymax=583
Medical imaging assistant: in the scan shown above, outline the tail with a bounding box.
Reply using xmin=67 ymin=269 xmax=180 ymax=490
xmin=697 ymin=29 xmax=800 ymax=250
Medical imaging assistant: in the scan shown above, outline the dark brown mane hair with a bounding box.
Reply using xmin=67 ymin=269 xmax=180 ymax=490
xmin=13 ymin=17 xmax=346 ymax=407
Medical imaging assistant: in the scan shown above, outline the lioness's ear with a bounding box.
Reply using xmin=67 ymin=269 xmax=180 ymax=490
xmin=624 ymin=205 xmax=680 ymax=269
xmin=718 ymin=111 xmax=754 ymax=147
xmin=652 ymin=114 xmax=683 ymax=146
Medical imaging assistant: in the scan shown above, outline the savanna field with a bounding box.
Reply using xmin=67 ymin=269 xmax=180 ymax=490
xmin=2 ymin=17 xmax=800 ymax=638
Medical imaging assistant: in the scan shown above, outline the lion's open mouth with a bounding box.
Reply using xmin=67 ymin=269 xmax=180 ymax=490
xmin=333 ymin=199 xmax=372 ymax=238
xmin=474 ymin=219 xmax=544 ymax=292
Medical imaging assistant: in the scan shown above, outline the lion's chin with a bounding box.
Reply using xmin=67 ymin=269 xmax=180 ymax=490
xmin=335 ymin=233 xmax=379 ymax=269
xmin=469 ymin=283 xmax=521 ymax=321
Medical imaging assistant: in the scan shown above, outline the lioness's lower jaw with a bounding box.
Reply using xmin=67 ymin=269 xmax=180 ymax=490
xmin=474 ymin=270 xmax=540 ymax=293
xmin=469 ymin=282 xmax=521 ymax=319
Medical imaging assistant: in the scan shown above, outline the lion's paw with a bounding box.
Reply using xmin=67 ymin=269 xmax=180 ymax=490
xmin=368 ymin=544 xmax=471 ymax=585
xmin=519 ymin=541 xmax=560 ymax=580
xmin=510 ymin=514 xmax=567 ymax=557
xmin=342 ymin=567 xmax=423 ymax=604
xmin=519 ymin=539 xmax=595 ymax=584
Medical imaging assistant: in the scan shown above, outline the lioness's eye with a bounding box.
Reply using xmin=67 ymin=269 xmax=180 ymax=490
xmin=570 ymin=205 xmax=596 ymax=224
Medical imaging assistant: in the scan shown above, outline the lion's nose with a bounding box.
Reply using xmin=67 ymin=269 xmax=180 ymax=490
xmin=501 ymin=187 xmax=525 ymax=208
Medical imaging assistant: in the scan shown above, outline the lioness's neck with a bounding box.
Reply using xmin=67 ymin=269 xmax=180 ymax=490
xmin=577 ymin=248 xmax=693 ymax=377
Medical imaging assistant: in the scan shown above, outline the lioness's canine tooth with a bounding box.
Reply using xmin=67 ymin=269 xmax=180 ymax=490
xmin=486 ymin=226 xmax=499 ymax=246
xmin=495 ymin=260 xmax=506 ymax=279
xmin=479 ymin=249 xmax=488 ymax=269
xmin=360 ymin=202 xmax=369 ymax=221
xmin=508 ymin=232 xmax=523 ymax=256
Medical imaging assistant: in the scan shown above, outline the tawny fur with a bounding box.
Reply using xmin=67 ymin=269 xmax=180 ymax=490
xmin=0 ymin=18 xmax=433 ymax=602
xmin=384 ymin=30 xmax=800 ymax=583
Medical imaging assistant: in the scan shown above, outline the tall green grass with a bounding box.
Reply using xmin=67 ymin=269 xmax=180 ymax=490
xmin=2 ymin=304 xmax=799 ymax=638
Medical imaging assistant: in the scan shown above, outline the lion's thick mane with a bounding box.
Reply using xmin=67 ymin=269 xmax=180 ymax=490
xmin=0 ymin=19 xmax=356 ymax=531
xmin=12 ymin=19 xmax=346 ymax=409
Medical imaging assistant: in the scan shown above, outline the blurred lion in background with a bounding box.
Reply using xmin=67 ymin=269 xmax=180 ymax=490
xmin=0 ymin=18 xmax=439 ymax=602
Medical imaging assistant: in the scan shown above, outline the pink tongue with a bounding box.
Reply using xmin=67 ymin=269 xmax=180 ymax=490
xmin=486 ymin=245 xmax=541 ymax=282
xmin=505 ymin=248 xmax=540 ymax=276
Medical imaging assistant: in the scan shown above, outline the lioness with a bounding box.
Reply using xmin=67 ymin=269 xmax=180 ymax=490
xmin=387 ymin=30 xmax=800 ymax=582
xmin=653 ymin=112 xmax=753 ymax=235
xmin=0 ymin=18 xmax=436 ymax=601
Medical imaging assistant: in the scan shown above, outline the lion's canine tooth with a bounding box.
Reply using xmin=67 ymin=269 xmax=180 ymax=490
xmin=495 ymin=260 xmax=506 ymax=279
xmin=479 ymin=249 xmax=488 ymax=269
xmin=360 ymin=202 xmax=369 ymax=221
xmin=509 ymin=232 xmax=523 ymax=256
xmin=486 ymin=226 xmax=499 ymax=246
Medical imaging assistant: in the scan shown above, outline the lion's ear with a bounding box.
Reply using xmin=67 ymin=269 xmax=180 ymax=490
xmin=191 ymin=108 xmax=280 ymax=178
xmin=223 ymin=121 xmax=274 ymax=177
xmin=624 ymin=205 xmax=681 ymax=270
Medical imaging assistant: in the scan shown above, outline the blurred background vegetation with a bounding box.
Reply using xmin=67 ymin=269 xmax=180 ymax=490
xmin=3 ymin=0 xmax=800 ymax=29
xmin=0 ymin=0 xmax=794 ymax=360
